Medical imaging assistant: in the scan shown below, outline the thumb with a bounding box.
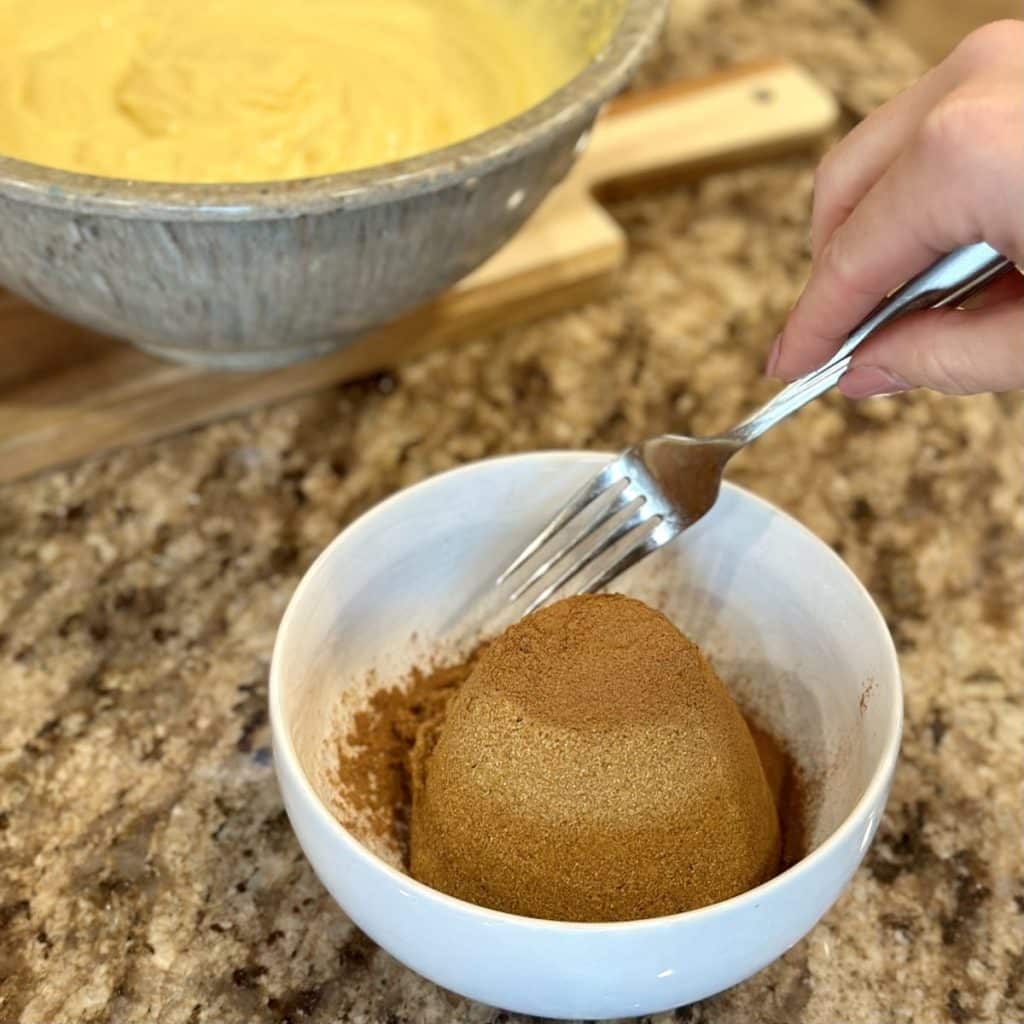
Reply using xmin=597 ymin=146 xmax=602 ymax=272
xmin=838 ymin=299 xmax=1024 ymax=398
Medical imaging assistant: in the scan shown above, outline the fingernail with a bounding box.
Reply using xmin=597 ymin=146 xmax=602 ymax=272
xmin=839 ymin=365 xmax=912 ymax=400
xmin=764 ymin=333 xmax=783 ymax=378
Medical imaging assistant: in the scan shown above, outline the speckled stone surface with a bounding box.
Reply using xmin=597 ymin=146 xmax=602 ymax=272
xmin=1 ymin=1 xmax=1021 ymax=1021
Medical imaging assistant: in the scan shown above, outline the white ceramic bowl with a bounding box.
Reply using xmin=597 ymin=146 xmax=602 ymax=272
xmin=270 ymin=452 xmax=902 ymax=1018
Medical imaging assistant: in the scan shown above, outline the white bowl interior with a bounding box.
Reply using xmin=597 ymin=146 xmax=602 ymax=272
xmin=278 ymin=452 xmax=897 ymax=868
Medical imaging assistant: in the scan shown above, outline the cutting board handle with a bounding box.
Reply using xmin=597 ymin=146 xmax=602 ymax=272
xmin=575 ymin=59 xmax=838 ymax=194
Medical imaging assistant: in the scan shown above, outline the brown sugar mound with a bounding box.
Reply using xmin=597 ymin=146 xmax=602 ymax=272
xmin=409 ymin=594 xmax=781 ymax=922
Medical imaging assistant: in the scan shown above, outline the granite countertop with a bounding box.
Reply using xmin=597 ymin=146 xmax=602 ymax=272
xmin=1 ymin=1 xmax=1021 ymax=1021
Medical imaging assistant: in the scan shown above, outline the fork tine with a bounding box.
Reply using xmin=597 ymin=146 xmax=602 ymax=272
xmin=519 ymin=506 xmax=657 ymax=617
xmin=508 ymin=486 xmax=639 ymax=602
xmin=496 ymin=462 xmax=628 ymax=585
xmin=577 ymin=522 xmax=671 ymax=596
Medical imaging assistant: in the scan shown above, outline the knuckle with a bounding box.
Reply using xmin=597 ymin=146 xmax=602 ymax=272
xmin=919 ymin=85 xmax=1018 ymax=182
xmin=819 ymin=229 xmax=874 ymax=300
xmin=918 ymin=92 xmax=983 ymax=164
xmin=915 ymin=338 xmax=973 ymax=395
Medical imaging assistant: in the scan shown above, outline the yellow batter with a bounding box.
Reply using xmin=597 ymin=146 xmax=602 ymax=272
xmin=0 ymin=0 xmax=582 ymax=183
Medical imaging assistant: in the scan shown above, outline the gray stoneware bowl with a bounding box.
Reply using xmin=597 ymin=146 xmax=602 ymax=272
xmin=0 ymin=0 xmax=666 ymax=369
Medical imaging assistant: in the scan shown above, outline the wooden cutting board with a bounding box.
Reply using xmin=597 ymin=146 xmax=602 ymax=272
xmin=0 ymin=60 xmax=837 ymax=484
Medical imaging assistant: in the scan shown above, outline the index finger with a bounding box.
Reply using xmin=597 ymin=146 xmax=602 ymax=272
xmin=809 ymin=62 xmax=955 ymax=260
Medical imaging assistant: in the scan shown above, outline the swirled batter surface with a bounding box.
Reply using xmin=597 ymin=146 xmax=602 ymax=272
xmin=0 ymin=0 xmax=581 ymax=182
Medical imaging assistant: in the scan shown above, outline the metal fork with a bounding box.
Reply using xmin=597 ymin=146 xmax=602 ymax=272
xmin=497 ymin=242 xmax=1013 ymax=615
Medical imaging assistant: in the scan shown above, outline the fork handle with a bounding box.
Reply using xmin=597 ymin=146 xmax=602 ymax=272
xmin=726 ymin=242 xmax=1014 ymax=444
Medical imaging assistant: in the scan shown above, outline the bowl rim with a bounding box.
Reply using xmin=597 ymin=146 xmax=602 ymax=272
xmin=269 ymin=450 xmax=903 ymax=933
xmin=0 ymin=0 xmax=668 ymax=221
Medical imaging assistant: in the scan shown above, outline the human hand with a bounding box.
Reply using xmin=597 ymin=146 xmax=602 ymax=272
xmin=768 ymin=20 xmax=1024 ymax=398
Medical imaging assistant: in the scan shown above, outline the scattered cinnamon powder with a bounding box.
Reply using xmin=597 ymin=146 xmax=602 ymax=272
xmin=333 ymin=595 xmax=808 ymax=920
xmin=332 ymin=651 xmax=484 ymax=852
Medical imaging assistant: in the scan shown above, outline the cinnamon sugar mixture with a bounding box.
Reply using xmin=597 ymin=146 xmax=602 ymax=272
xmin=333 ymin=596 xmax=807 ymax=921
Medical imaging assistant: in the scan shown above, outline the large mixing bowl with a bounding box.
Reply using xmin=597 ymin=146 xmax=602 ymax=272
xmin=0 ymin=0 xmax=666 ymax=369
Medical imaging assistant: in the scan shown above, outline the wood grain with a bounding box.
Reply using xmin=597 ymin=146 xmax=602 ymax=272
xmin=0 ymin=60 xmax=837 ymax=484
